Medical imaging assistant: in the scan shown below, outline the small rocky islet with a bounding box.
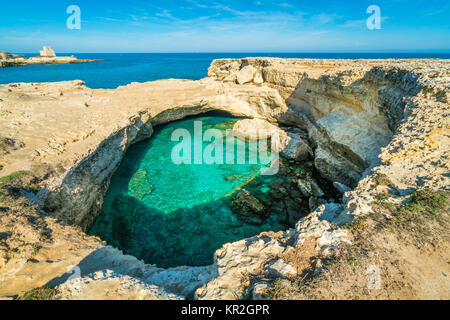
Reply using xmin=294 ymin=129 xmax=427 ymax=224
xmin=0 ymin=46 xmax=101 ymax=68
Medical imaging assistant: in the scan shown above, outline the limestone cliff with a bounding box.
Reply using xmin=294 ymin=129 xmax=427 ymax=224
xmin=40 ymin=46 xmax=56 ymax=57
xmin=0 ymin=58 xmax=448 ymax=300
xmin=209 ymin=58 xmax=448 ymax=187
xmin=0 ymin=79 xmax=287 ymax=233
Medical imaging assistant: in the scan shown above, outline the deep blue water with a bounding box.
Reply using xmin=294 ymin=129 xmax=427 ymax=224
xmin=1 ymin=52 xmax=449 ymax=89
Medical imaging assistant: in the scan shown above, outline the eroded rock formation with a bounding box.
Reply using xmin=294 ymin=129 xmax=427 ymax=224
xmin=40 ymin=46 xmax=56 ymax=57
xmin=0 ymin=58 xmax=448 ymax=300
xmin=0 ymin=51 xmax=10 ymax=60
xmin=231 ymin=118 xmax=312 ymax=160
xmin=0 ymin=47 xmax=100 ymax=68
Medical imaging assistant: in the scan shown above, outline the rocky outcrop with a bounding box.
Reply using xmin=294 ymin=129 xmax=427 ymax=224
xmin=0 ymin=58 xmax=448 ymax=300
xmin=0 ymin=51 xmax=10 ymax=60
xmin=231 ymin=189 xmax=269 ymax=225
xmin=0 ymin=79 xmax=287 ymax=232
xmin=281 ymin=131 xmax=312 ymax=161
xmin=231 ymin=118 xmax=282 ymax=140
xmin=235 ymin=65 xmax=259 ymax=84
xmin=196 ymin=203 xmax=351 ymax=299
xmin=209 ymin=58 xmax=448 ymax=188
xmin=40 ymin=46 xmax=56 ymax=57
xmin=56 ymin=271 xmax=183 ymax=300
xmin=231 ymin=118 xmax=312 ymax=161
xmin=0 ymin=49 xmax=100 ymax=67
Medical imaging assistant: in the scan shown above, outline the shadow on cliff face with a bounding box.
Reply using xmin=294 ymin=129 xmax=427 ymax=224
xmin=36 ymin=63 xmax=428 ymax=272
xmin=36 ymin=63 xmax=430 ymax=236
xmin=44 ymin=243 xmax=219 ymax=299
xmin=45 ymin=190 xmax=289 ymax=297
xmin=43 ymin=195 xmax=226 ymax=297
xmin=88 ymin=192 xmax=288 ymax=269
xmin=37 ymin=108 xmax=155 ymax=229
xmin=37 ymin=111 xmax=242 ymax=234
xmin=276 ymin=65 xmax=425 ymax=188
xmin=49 ymin=149 xmax=336 ymax=273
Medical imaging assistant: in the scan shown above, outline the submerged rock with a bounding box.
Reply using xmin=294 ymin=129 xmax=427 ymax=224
xmin=203 ymin=121 xmax=235 ymax=131
xmin=308 ymin=196 xmax=327 ymax=211
xmin=231 ymin=189 xmax=269 ymax=225
xmin=129 ymin=168 xmax=153 ymax=200
xmin=223 ymin=173 xmax=246 ymax=182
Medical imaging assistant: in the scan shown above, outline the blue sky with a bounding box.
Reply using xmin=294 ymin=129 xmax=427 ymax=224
xmin=0 ymin=0 xmax=449 ymax=53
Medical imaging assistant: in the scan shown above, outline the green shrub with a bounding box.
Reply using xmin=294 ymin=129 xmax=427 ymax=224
xmin=20 ymin=287 xmax=58 ymax=300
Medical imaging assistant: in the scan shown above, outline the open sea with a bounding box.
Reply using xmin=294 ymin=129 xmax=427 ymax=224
xmin=1 ymin=52 xmax=449 ymax=89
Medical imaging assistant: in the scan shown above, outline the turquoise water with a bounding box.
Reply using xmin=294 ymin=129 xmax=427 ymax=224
xmin=89 ymin=115 xmax=285 ymax=268
xmin=2 ymin=53 xmax=449 ymax=89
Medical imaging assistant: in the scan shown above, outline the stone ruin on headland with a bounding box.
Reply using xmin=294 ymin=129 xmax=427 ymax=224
xmin=40 ymin=46 xmax=56 ymax=57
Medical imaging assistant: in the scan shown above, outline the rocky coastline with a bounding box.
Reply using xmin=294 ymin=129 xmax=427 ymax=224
xmin=0 ymin=47 xmax=101 ymax=68
xmin=0 ymin=58 xmax=448 ymax=299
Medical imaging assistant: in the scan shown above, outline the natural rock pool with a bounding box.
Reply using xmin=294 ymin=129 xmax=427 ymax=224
xmin=89 ymin=115 xmax=290 ymax=268
xmin=89 ymin=114 xmax=336 ymax=268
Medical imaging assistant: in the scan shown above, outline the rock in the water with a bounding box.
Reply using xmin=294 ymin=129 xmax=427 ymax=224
xmin=40 ymin=46 xmax=56 ymax=57
xmin=236 ymin=65 xmax=257 ymax=84
xmin=232 ymin=118 xmax=312 ymax=161
xmin=297 ymin=179 xmax=311 ymax=196
xmin=297 ymin=178 xmax=324 ymax=197
xmin=314 ymin=146 xmax=364 ymax=187
xmin=311 ymin=180 xmax=325 ymax=197
xmin=232 ymin=118 xmax=283 ymax=140
xmin=231 ymin=189 xmax=269 ymax=225
xmin=333 ymin=181 xmax=352 ymax=194
xmin=280 ymin=132 xmax=312 ymax=161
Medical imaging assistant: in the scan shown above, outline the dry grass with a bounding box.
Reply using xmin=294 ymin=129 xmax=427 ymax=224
xmin=20 ymin=287 xmax=59 ymax=300
xmin=265 ymin=190 xmax=450 ymax=300
xmin=0 ymin=170 xmax=54 ymax=282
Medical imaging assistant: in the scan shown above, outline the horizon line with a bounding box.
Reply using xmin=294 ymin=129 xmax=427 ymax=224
xmin=13 ymin=51 xmax=450 ymax=54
